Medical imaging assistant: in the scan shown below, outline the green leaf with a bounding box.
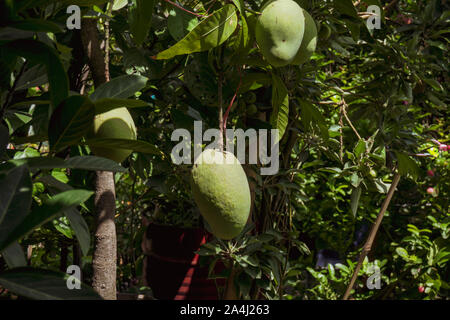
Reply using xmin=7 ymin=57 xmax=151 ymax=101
xmin=0 ymin=267 xmax=102 ymax=300
xmin=299 ymin=99 xmax=328 ymax=139
xmin=48 ymin=95 xmax=95 ymax=152
xmin=10 ymin=19 xmax=63 ymax=33
xmin=268 ymin=258 xmax=281 ymax=285
xmin=1 ymin=242 xmax=27 ymax=268
xmin=270 ymin=73 xmax=289 ymax=143
xmin=3 ymin=39 xmax=69 ymax=110
xmin=8 ymin=156 xmax=126 ymax=172
xmin=396 ymin=247 xmax=409 ymax=259
xmin=395 ymin=152 xmax=420 ymax=180
xmin=239 ymin=73 xmax=271 ymax=93
xmin=82 ymin=138 xmax=162 ymax=156
xmin=167 ymin=6 xmax=199 ymax=42
xmin=0 ymin=124 xmax=8 ymax=156
xmin=350 ymin=172 xmax=362 ymax=188
xmin=129 ymin=0 xmax=155 ymax=46
xmin=38 ymin=175 xmax=91 ymax=256
xmin=231 ymin=0 xmax=246 ymax=16
xmin=112 ymin=0 xmax=128 ymax=11
xmin=333 ymin=0 xmax=358 ymax=18
xmin=0 ymin=166 xmax=32 ymax=246
xmin=423 ymin=78 xmax=444 ymax=91
xmin=89 ymin=75 xmax=148 ymax=101
xmin=350 ymin=186 xmax=362 ymax=217
xmin=93 ymin=98 xmax=149 ymax=115
xmin=354 ymin=139 xmax=366 ymax=158
xmin=0 ymin=190 xmax=93 ymax=251
xmin=155 ymin=5 xmax=238 ymax=60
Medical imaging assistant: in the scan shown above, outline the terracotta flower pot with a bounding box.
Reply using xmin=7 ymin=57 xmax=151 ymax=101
xmin=142 ymin=223 xmax=224 ymax=300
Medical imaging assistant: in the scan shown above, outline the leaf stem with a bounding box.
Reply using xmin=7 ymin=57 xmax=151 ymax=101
xmin=164 ymin=0 xmax=204 ymax=18
xmin=223 ymin=67 xmax=243 ymax=132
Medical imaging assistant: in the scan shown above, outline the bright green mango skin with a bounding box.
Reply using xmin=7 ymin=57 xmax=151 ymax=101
xmin=291 ymin=9 xmax=317 ymax=65
xmin=191 ymin=149 xmax=251 ymax=240
xmin=255 ymin=0 xmax=305 ymax=67
xmin=89 ymin=107 xmax=137 ymax=163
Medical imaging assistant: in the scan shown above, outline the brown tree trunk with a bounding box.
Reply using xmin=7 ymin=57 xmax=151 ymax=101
xmin=92 ymin=170 xmax=117 ymax=300
xmin=80 ymin=17 xmax=116 ymax=300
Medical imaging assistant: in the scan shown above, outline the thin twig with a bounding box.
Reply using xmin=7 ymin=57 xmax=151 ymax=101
xmin=164 ymin=0 xmax=204 ymax=18
xmin=104 ymin=1 xmax=113 ymax=82
xmin=339 ymin=105 xmax=344 ymax=162
xmin=341 ymin=100 xmax=362 ymax=140
xmin=342 ymin=172 xmax=401 ymax=300
xmin=223 ymin=67 xmax=243 ymax=132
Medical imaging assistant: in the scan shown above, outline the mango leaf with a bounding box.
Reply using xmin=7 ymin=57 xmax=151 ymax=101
xmin=239 ymin=73 xmax=271 ymax=93
xmin=38 ymin=175 xmax=91 ymax=256
xmin=1 ymin=242 xmax=27 ymax=268
xmin=299 ymin=99 xmax=328 ymax=139
xmin=112 ymin=0 xmax=128 ymax=11
xmin=89 ymin=75 xmax=148 ymax=101
xmin=0 ymin=166 xmax=32 ymax=247
xmin=155 ymin=5 xmax=238 ymax=60
xmin=0 ymin=124 xmax=8 ymax=156
xmin=82 ymin=138 xmax=162 ymax=156
xmin=48 ymin=95 xmax=95 ymax=152
xmin=129 ymin=0 xmax=155 ymax=46
xmin=167 ymin=6 xmax=199 ymax=41
xmin=0 ymin=189 xmax=94 ymax=252
xmin=8 ymin=156 xmax=126 ymax=172
xmin=3 ymin=39 xmax=69 ymax=110
xmin=350 ymin=186 xmax=362 ymax=217
xmin=0 ymin=267 xmax=102 ymax=300
xmin=93 ymin=98 xmax=149 ymax=115
xmin=354 ymin=139 xmax=366 ymax=158
xmin=270 ymin=74 xmax=289 ymax=143
xmin=333 ymin=0 xmax=358 ymax=18
xmin=231 ymin=0 xmax=246 ymax=16
xmin=10 ymin=19 xmax=63 ymax=33
xmin=395 ymin=152 xmax=420 ymax=180
xmin=231 ymin=13 xmax=251 ymax=63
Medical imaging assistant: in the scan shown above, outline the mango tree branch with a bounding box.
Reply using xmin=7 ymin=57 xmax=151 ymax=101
xmin=342 ymin=172 xmax=401 ymax=300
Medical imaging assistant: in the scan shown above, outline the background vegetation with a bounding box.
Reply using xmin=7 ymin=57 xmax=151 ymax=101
xmin=0 ymin=0 xmax=448 ymax=300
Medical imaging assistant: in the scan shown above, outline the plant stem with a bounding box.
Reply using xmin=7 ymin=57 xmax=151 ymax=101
xmin=341 ymin=100 xmax=362 ymax=140
xmin=164 ymin=0 xmax=204 ymax=18
xmin=342 ymin=172 xmax=401 ymax=300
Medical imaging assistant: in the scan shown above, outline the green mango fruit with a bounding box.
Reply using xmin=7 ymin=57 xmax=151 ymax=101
xmin=89 ymin=107 xmax=137 ymax=163
xmin=255 ymin=0 xmax=305 ymax=67
xmin=191 ymin=149 xmax=251 ymax=240
xmin=291 ymin=9 xmax=317 ymax=65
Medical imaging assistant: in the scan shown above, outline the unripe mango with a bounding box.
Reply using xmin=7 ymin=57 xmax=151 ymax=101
xmin=291 ymin=9 xmax=317 ymax=65
xmin=191 ymin=149 xmax=251 ymax=240
xmin=89 ymin=107 xmax=137 ymax=163
xmin=255 ymin=0 xmax=305 ymax=67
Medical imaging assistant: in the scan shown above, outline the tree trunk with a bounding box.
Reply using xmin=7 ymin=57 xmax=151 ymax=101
xmin=92 ymin=170 xmax=117 ymax=300
xmin=80 ymin=18 xmax=116 ymax=299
